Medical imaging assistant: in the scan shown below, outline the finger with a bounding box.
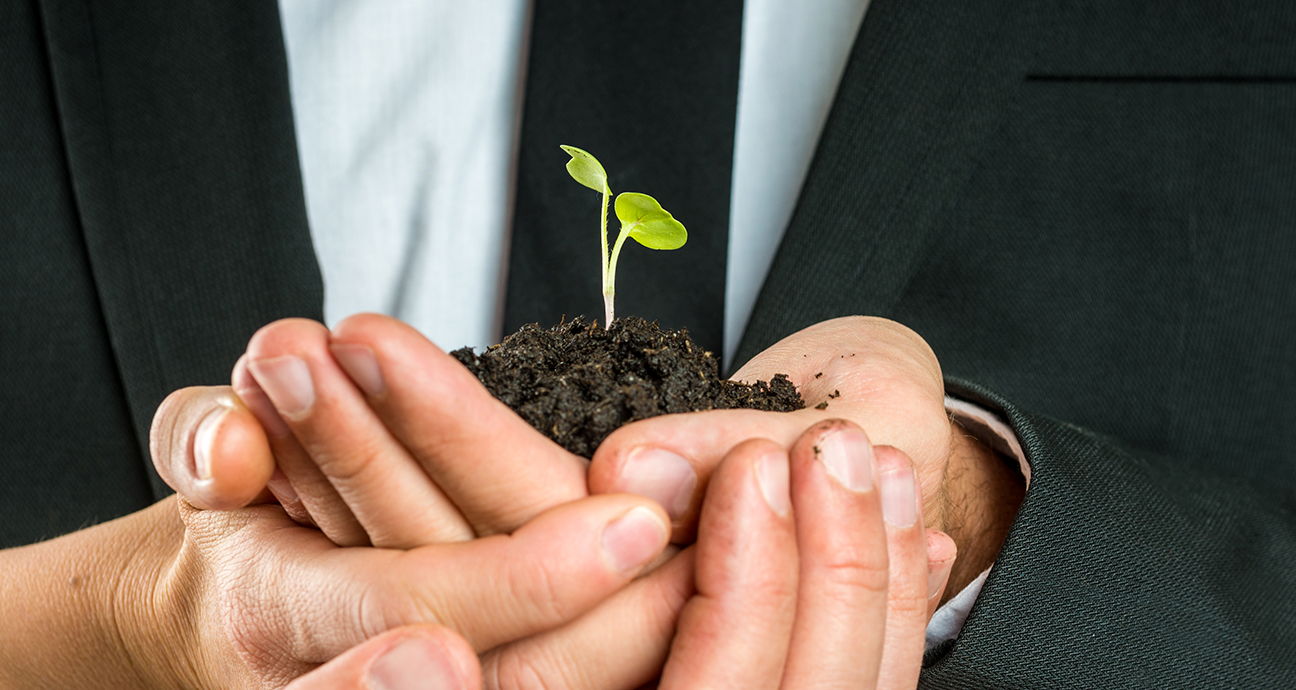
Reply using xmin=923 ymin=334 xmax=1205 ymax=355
xmin=780 ymin=420 xmax=890 ymax=688
xmin=233 ymin=350 xmax=368 ymax=545
xmin=591 ymin=407 xmax=951 ymax=544
xmin=591 ymin=317 xmax=955 ymax=544
xmin=481 ymin=547 xmax=694 ymax=690
xmin=926 ymin=529 xmax=957 ymax=619
xmin=189 ymin=493 xmax=673 ymax=663
xmin=285 ymin=626 xmax=479 ymax=690
xmin=401 ymin=495 xmax=670 ymax=652
xmin=150 ymin=385 xmax=275 ymax=510
xmin=658 ymin=439 xmax=798 ymax=690
xmin=244 ymin=319 xmax=473 ymax=548
xmin=871 ymin=445 xmax=936 ymax=690
xmin=589 ymin=409 xmax=805 ymax=541
xmin=329 ymin=313 xmax=588 ymax=535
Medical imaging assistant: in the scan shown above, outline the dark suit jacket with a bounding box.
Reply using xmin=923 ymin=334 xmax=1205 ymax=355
xmin=4 ymin=0 xmax=1294 ymax=686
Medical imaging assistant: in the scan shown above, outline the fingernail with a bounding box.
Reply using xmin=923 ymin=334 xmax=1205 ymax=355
xmin=266 ymin=469 xmax=299 ymax=504
xmin=816 ymin=427 xmax=874 ymax=492
xmin=880 ymin=463 xmax=918 ymax=527
xmin=248 ymin=356 xmax=315 ymax=419
xmin=192 ymin=406 xmax=229 ymax=481
xmin=928 ymin=560 xmax=954 ymax=600
xmin=330 ymin=343 xmax=386 ymax=397
xmin=232 ymin=355 xmax=291 ymax=438
xmin=620 ymin=448 xmax=697 ymax=521
xmin=367 ymin=636 xmax=464 ymax=690
xmin=602 ymin=506 xmax=668 ymax=575
xmin=756 ymin=452 xmax=791 ymax=516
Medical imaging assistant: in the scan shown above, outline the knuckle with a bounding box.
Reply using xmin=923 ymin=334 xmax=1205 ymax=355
xmin=815 ymin=548 xmax=890 ymax=596
xmin=887 ymin=589 xmax=930 ymax=617
xmin=507 ymin=559 xmax=573 ymax=628
xmin=486 ymin=645 xmax=581 ymax=690
xmin=311 ymin=433 xmax=387 ymax=484
xmin=355 ymin=576 xmax=394 ymax=640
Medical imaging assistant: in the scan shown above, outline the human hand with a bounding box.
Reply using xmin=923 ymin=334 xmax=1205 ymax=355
xmin=153 ymin=315 xmax=590 ymax=547
xmin=654 ymin=420 xmax=940 ymax=688
xmin=148 ymin=314 xmax=993 ymax=686
xmin=590 ymin=316 xmax=1022 ymax=600
xmin=272 ymin=419 xmax=936 ymax=690
xmin=156 ymin=315 xmax=965 ymax=551
xmin=0 ymin=477 xmax=670 ymax=690
xmin=150 ymin=315 xmax=694 ymax=689
xmin=123 ymin=474 xmax=672 ymax=688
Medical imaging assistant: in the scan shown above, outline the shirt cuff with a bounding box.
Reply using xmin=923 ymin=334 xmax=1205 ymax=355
xmin=923 ymin=396 xmax=1031 ymax=651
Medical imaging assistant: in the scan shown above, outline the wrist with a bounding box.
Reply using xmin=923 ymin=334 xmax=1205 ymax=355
xmin=939 ymin=418 xmax=1026 ymax=604
xmin=0 ymin=498 xmax=190 ymax=689
xmin=111 ymin=496 xmax=212 ymax=689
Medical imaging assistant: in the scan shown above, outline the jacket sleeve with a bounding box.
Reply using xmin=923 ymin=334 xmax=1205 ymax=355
xmin=921 ymin=379 xmax=1296 ymax=689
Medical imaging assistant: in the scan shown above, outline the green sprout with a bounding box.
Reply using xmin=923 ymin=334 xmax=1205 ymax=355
xmin=561 ymin=145 xmax=687 ymax=327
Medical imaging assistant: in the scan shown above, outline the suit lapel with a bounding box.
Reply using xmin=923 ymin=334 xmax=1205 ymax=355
xmin=504 ymin=0 xmax=744 ymax=354
xmin=36 ymin=0 xmax=322 ymax=497
xmin=736 ymin=0 xmax=1030 ymax=366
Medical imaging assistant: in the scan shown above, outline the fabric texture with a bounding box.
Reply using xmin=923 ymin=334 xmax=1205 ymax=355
xmin=1 ymin=0 xmax=323 ymax=544
xmin=925 ymin=381 xmax=1296 ymax=687
xmin=2 ymin=0 xmax=1294 ymax=684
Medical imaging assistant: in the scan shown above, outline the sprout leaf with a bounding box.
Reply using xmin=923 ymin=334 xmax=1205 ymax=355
xmin=614 ymin=192 xmax=687 ymax=250
xmin=559 ymin=146 xmax=689 ymax=326
xmin=561 ymin=145 xmax=609 ymax=194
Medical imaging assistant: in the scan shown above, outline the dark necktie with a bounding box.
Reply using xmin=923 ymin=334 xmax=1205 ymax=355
xmin=503 ymin=0 xmax=745 ymax=356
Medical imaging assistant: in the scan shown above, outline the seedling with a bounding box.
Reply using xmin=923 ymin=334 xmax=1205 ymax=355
xmin=561 ymin=145 xmax=687 ymax=326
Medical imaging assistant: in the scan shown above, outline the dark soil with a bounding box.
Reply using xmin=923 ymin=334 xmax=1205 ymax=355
xmin=451 ymin=316 xmax=804 ymax=458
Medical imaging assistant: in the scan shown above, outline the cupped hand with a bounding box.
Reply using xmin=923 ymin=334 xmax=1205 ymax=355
xmin=236 ymin=315 xmax=590 ymax=546
xmin=152 ymin=315 xmax=956 ymax=547
xmin=148 ymin=313 xmax=978 ymax=687
xmin=276 ymin=420 xmax=944 ymax=690
xmin=590 ymin=315 xmax=1014 ymax=598
xmin=150 ymin=314 xmax=694 ymax=689
xmin=590 ymin=316 xmax=951 ymax=534
xmin=656 ymin=420 xmax=947 ymax=689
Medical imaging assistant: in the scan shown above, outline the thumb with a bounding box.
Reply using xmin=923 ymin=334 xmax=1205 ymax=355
xmin=150 ymin=385 xmax=276 ymax=511
xmin=285 ymin=626 xmax=479 ymax=690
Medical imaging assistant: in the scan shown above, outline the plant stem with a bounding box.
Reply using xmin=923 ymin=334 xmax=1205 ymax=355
xmin=605 ymin=227 xmax=632 ymax=327
xmin=599 ymin=187 xmax=610 ymax=325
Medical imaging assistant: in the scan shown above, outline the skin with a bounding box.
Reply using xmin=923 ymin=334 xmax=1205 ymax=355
xmin=169 ymin=313 xmax=1017 ymax=682
xmin=281 ymin=423 xmax=943 ymax=690
xmin=213 ymin=313 xmax=989 ymax=594
xmin=589 ymin=316 xmax=1024 ymax=599
xmin=0 ymin=488 xmax=672 ymax=688
xmin=0 ymin=313 xmax=1020 ymax=688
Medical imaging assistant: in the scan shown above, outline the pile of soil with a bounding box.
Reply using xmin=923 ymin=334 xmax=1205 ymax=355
xmin=451 ymin=316 xmax=804 ymax=458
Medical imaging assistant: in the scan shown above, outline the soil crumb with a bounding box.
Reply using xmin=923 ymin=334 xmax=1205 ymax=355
xmin=452 ymin=316 xmax=804 ymax=458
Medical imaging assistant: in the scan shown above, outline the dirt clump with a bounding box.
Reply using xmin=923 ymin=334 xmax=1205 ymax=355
xmin=452 ymin=316 xmax=803 ymax=458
